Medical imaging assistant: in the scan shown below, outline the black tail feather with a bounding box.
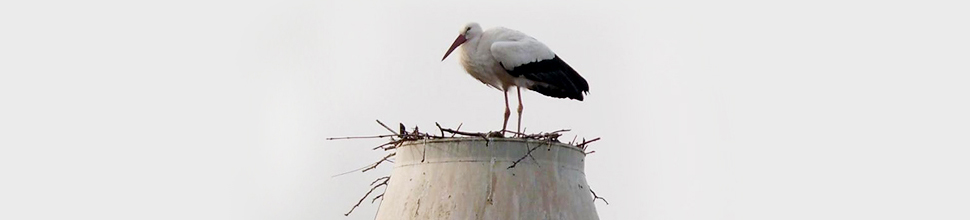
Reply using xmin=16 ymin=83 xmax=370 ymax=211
xmin=508 ymin=56 xmax=588 ymax=101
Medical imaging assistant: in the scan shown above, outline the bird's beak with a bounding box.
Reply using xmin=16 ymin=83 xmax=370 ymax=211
xmin=441 ymin=35 xmax=466 ymax=61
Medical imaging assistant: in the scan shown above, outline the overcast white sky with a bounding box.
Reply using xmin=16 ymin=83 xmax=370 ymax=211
xmin=2 ymin=0 xmax=969 ymax=219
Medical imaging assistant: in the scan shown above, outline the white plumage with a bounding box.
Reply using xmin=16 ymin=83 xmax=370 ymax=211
xmin=442 ymin=22 xmax=588 ymax=136
xmin=489 ymin=33 xmax=556 ymax=70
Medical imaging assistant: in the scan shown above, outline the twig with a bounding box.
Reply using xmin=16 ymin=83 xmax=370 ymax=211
xmin=345 ymin=176 xmax=390 ymax=216
xmin=435 ymin=122 xmax=445 ymax=137
xmin=579 ymin=137 xmax=600 ymax=145
xmin=441 ymin=128 xmax=488 ymax=137
xmin=513 ymin=129 xmax=569 ymax=135
xmin=362 ymin=153 xmax=396 ymax=173
xmin=371 ymin=140 xmax=401 ymax=150
xmin=547 ymin=129 xmax=571 ymax=134
xmin=371 ymin=193 xmax=384 ymax=203
xmin=507 ymin=142 xmax=543 ymax=169
xmin=501 ymin=130 xmax=527 ymax=136
xmin=327 ymin=134 xmax=398 ymax=140
xmin=507 ymin=129 xmax=570 ymax=141
xmin=382 ymin=141 xmax=404 ymax=151
xmin=578 ymin=137 xmax=601 ymax=150
xmin=370 ymin=176 xmax=390 ymax=186
xmin=440 ymin=128 xmax=491 ymax=144
xmin=375 ymin=120 xmax=398 ymax=136
xmin=452 ymin=123 xmax=463 ymax=137
xmin=526 ymin=148 xmax=539 ymax=167
xmin=590 ymin=189 xmax=609 ymax=205
xmin=331 ymin=162 xmax=378 ymax=178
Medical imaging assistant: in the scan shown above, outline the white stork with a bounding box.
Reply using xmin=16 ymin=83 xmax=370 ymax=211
xmin=441 ymin=22 xmax=588 ymax=136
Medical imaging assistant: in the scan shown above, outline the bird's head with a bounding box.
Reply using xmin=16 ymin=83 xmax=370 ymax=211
xmin=441 ymin=22 xmax=482 ymax=61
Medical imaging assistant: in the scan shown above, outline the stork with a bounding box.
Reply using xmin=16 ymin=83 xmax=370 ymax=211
xmin=441 ymin=22 xmax=588 ymax=136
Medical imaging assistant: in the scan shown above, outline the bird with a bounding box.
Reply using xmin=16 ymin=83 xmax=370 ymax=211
xmin=441 ymin=22 xmax=588 ymax=136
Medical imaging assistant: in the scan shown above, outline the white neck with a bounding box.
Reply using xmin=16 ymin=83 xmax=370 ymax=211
xmin=460 ymin=35 xmax=482 ymax=57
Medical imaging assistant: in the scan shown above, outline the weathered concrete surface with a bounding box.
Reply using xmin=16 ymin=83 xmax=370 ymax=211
xmin=374 ymin=138 xmax=599 ymax=220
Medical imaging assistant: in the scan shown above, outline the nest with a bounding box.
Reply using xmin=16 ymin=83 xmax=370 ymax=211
xmin=328 ymin=120 xmax=600 ymax=151
xmin=329 ymin=120 xmax=602 ymax=216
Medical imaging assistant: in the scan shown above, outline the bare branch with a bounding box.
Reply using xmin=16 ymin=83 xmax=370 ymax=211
xmin=370 ymin=176 xmax=390 ymax=186
xmin=506 ymin=129 xmax=569 ymax=141
xmin=327 ymin=134 xmax=398 ymax=140
xmin=501 ymin=129 xmax=527 ymax=136
xmin=362 ymin=153 xmax=396 ymax=173
xmin=441 ymin=128 xmax=488 ymax=137
xmin=507 ymin=142 xmax=544 ymax=169
xmin=590 ymin=189 xmax=609 ymax=205
xmin=345 ymin=176 xmax=390 ymax=216
xmin=435 ymin=122 xmax=445 ymax=137
xmin=331 ymin=162 xmax=379 ymax=178
xmin=440 ymin=128 xmax=491 ymax=144
xmin=371 ymin=140 xmax=401 ymax=150
xmin=382 ymin=141 xmax=403 ymax=151
xmin=548 ymin=129 xmax=571 ymax=134
xmin=452 ymin=123 xmax=463 ymax=137
xmin=375 ymin=120 xmax=399 ymax=136
xmin=371 ymin=193 xmax=384 ymax=203
xmin=578 ymin=137 xmax=601 ymax=150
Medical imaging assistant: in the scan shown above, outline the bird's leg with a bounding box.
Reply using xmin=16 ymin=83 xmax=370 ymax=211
xmin=502 ymin=90 xmax=511 ymax=137
xmin=516 ymin=87 xmax=524 ymax=137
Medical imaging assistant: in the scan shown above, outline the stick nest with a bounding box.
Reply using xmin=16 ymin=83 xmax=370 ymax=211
xmin=329 ymin=120 xmax=602 ymax=216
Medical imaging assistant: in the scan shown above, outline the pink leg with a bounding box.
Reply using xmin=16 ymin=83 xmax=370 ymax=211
xmin=502 ymin=90 xmax=510 ymax=136
xmin=516 ymin=87 xmax=523 ymax=137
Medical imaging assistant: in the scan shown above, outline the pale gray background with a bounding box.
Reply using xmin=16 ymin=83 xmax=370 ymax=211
xmin=2 ymin=0 xmax=969 ymax=219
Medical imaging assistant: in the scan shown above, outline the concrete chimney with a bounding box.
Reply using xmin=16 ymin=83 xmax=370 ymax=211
xmin=373 ymin=137 xmax=599 ymax=220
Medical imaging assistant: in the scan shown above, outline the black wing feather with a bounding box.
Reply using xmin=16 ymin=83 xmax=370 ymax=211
xmin=506 ymin=56 xmax=589 ymax=101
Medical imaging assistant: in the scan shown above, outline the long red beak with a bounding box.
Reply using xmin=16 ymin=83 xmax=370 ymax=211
xmin=441 ymin=35 xmax=466 ymax=61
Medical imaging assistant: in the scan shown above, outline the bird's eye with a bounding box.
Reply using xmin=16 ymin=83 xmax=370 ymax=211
xmin=466 ymin=27 xmax=472 ymax=31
